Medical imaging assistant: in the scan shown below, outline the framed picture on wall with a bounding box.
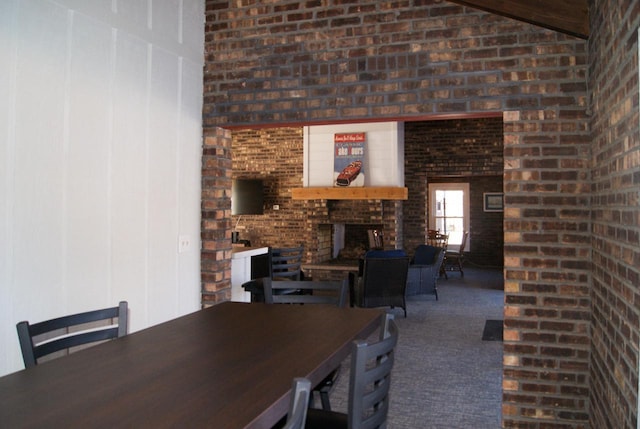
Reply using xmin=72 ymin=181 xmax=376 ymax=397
xmin=483 ymin=192 xmax=504 ymax=212
xmin=334 ymin=132 xmax=365 ymax=187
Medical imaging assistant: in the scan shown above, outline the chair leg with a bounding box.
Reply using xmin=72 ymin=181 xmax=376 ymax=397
xmin=319 ymin=391 xmax=331 ymax=411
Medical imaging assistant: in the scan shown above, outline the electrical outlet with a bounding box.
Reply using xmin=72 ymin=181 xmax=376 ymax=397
xmin=178 ymin=235 xmax=190 ymax=253
xmin=273 ymin=204 xmax=280 ymax=210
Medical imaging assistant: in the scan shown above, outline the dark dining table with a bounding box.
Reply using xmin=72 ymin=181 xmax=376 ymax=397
xmin=0 ymin=301 xmax=382 ymax=428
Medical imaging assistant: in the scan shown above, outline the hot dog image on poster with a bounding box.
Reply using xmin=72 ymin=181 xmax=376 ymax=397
xmin=334 ymin=132 xmax=365 ymax=187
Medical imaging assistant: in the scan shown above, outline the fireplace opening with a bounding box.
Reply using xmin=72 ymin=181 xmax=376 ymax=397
xmin=312 ymin=223 xmax=386 ymax=266
xmin=332 ymin=223 xmax=384 ymax=260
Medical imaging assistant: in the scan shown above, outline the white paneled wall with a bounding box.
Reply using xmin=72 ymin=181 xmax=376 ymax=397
xmin=0 ymin=0 xmax=204 ymax=376
xmin=303 ymin=122 xmax=405 ymax=187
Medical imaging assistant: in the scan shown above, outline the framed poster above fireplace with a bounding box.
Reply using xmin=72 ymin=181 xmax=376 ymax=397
xmin=334 ymin=132 xmax=365 ymax=187
xmin=303 ymin=121 xmax=404 ymax=187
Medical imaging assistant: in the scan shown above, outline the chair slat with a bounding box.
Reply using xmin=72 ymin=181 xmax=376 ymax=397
xmin=262 ymin=278 xmax=348 ymax=308
xmin=16 ymin=301 xmax=128 ymax=369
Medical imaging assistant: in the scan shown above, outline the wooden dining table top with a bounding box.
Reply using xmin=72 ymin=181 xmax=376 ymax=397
xmin=0 ymin=301 xmax=382 ymax=429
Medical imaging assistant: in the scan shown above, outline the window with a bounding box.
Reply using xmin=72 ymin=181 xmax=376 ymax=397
xmin=428 ymin=183 xmax=470 ymax=251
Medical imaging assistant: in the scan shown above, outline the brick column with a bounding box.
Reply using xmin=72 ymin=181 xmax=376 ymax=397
xmin=502 ymin=110 xmax=591 ymax=426
xmin=201 ymin=127 xmax=233 ymax=306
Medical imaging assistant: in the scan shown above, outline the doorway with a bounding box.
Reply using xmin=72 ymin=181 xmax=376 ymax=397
xmin=428 ymin=183 xmax=469 ymax=251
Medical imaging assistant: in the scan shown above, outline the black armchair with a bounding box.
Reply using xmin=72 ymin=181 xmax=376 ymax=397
xmin=406 ymin=245 xmax=445 ymax=300
xmin=351 ymin=250 xmax=410 ymax=317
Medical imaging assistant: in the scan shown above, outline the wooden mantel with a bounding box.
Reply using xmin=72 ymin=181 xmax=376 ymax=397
xmin=292 ymin=187 xmax=408 ymax=200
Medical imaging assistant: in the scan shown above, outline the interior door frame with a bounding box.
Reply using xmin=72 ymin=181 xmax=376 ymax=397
xmin=428 ymin=182 xmax=470 ymax=251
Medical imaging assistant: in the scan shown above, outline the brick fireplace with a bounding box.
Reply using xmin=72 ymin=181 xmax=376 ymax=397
xmin=317 ymin=222 xmax=384 ymax=262
xmin=301 ymin=199 xmax=401 ymax=282
xmin=306 ymin=199 xmax=402 ymax=265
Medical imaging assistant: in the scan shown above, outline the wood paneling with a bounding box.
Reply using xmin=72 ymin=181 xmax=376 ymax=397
xmin=448 ymin=0 xmax=588 ymax=39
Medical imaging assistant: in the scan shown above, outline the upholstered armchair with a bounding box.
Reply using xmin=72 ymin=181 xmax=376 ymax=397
xmin=351 ymin=250 xmax=410 ymax=317
xmin=406 ymin=245 xmax=445 ymax=300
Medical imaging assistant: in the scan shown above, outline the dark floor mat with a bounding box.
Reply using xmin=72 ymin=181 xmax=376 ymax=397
xmin=482 ymin=319 xmax=503 ymax=341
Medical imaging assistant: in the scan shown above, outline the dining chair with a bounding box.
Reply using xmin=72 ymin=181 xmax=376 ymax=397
xmin=262 ymin=277 xmax=348 ymax=307
xmin=367 ymin=229 xmax=384 ymax=250
xmin=271 ymin=246 xmax=305 ymax=280
xmin=282 ymin=377 xmax=312 ymax=429
xmin=305 ymin=313 xmax=399 ymax=429
xmin=262 ymin=276 xmax=349 ymax=411
xmin=16 ymin=301 xmax=128 ymax=369
xmin=445 ymin=230 xmax=469 ymax=276
xmin=427 ymin=230 xmax=449 ymax=279
xmin=243 ymin=247 xmax=300 ymax=302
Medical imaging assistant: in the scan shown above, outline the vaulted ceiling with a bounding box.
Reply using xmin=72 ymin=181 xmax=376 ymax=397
xmin=448 ymin=0 xmax=589 ymax=39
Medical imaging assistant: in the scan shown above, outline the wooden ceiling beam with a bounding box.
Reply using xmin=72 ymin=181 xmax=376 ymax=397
xmin=447 ymin=0 xmax=589 ymax=39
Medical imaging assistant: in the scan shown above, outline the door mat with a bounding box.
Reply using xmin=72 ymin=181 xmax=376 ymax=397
xmin=482 ymin=319 xmax=503 ymax=341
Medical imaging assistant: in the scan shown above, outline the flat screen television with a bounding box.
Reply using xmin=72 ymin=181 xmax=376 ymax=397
xmin=232 ymin=179 xmax=264 ymax=215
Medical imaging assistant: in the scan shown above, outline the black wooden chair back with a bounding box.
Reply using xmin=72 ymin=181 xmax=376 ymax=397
xmin=282 ymin=377 xmax=312 ymax=429
xmin=306 ymin=313 xmax=399 ymax=429
xmin=262 ymin=277 xmax=348 ymax=308
xmin=262 ymin=276 xmax=348 ymax=411
xmin=16 ymin=301 xmax=128 ymax=369
xmin=271 ymin=246 xmax=304 ymax=280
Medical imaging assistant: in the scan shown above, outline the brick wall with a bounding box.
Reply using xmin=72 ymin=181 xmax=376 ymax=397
xmin=231 ymin=127 xmax=308 ymax=249
xmin=203 ymin=1 xmax=592 ymax=427
xmin=404 ymin=118 xmax=504 ymax=266
xmin=588 ymin=1 xmax=640 ymax=428
xmin=229 ymin=127 xmax=401 ymax=262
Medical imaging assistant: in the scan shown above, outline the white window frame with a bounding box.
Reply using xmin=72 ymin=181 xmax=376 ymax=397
xmin=428 ymin=183 xmax=470 ymax=251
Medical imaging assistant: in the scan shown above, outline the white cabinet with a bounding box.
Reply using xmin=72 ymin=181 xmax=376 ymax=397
xmin=231 ymin=247 xmax=268 ymax=302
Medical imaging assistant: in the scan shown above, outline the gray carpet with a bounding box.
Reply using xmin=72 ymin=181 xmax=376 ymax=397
xmin=313 ymin=267 xmax=504 ymax=429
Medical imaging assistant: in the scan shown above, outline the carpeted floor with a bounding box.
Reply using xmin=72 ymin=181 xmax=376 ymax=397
xmin=314 ymin=266 xmax=504 ymax=429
